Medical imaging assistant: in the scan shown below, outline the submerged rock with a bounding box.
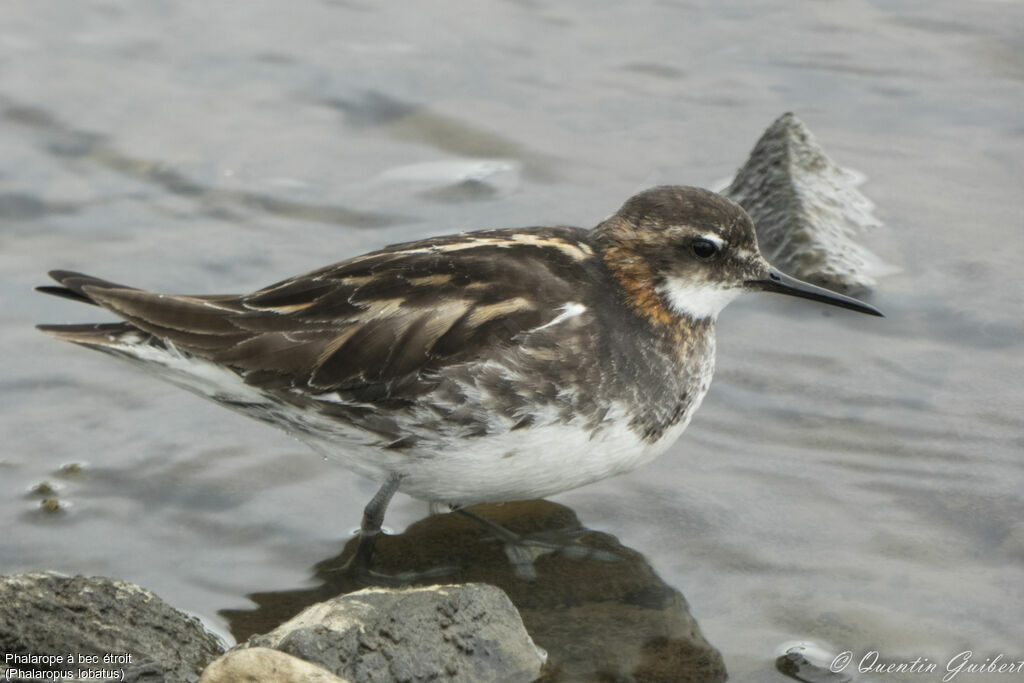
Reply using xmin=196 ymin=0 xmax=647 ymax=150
xmin=225 ymin=500 xmax=727 ymax=682
xmin=776 ymin=641 xmax=855 ymax=683
xmin=0 ymin=572 xmax=224 ymax=683
xmin=237 ymin=583 xmax=546 ymax=682
xmin=724 ymin=112 xmax=885 ymax=294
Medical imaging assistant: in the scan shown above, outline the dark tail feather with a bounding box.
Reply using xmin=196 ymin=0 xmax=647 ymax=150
xmin=36 ymin=270 xmax=139 ymax=307
xmin=35 ymin=285 xmax=96 ymax=305
xmin=36 ymin=322 xmax=141 ymax=347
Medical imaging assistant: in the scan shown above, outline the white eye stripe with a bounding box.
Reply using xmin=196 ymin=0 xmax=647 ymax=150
xmin=698 ymin=233 xmax=727 ymax=249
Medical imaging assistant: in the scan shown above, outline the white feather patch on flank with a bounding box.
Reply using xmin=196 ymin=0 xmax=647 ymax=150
xmin=659 ymin=278 xmax=740 ymax=320
xmin=531 ymin=302 xmax=586 ymax=332
xmin=108 ymin=341 xmax=276 ymax=408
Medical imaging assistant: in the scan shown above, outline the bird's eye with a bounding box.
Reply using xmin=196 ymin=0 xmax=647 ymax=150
xmin=690 ymin=238 xmax=719 ymax=261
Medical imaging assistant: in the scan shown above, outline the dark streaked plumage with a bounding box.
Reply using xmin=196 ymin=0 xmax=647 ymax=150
xmin=38 ymin=186 xmax=881 ymax=509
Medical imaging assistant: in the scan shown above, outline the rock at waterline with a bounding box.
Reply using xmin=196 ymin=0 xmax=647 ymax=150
xmin=234 ymin=583 xmax=546 ymax=682
xmin=200 ymin=648 xmax=352 ymax=683
xmin=724 ymin=112 xmax=887 ymax=294
xmin=223 ymin=499 xmax=727 ymax=682
xmin=0 ymin=572 xmax=224 ymax=683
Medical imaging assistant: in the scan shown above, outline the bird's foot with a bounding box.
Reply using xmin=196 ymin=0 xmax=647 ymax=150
xmin=457 ymin=508 xmax=619 ymax=581
xmin=333 ymin=531 xmax=458 ymax=587
xmin=337 ymin=560 xmax=458 ymax=587
xmin=330 ymin=475 xmax=457 ymax=586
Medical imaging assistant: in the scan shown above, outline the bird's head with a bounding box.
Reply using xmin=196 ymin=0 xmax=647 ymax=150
xmin=593 ymin=185 xmax=882 ymax=324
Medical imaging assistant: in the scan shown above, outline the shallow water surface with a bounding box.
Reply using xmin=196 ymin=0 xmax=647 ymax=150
xmin=2 ymin=1 xmax=1022 ymax=681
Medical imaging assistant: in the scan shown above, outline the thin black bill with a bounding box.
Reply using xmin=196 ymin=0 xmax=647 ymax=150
xmin=748 ymin=268 xmax=884 ymax=317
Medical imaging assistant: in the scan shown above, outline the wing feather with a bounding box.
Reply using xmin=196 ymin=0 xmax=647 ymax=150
xmin=39 ymin=227 xmax=601 ymax=400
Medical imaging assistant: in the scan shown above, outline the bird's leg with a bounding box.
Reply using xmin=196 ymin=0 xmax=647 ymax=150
xmin=346 ymin=473 xmax=402 ymax=575
xmin=358 ymin=475 xmax=401 ymax=565
xmin=456 ymin=507 xmax=618 ymax=581
xmin=339 ymin=475 xmax=456 ymax=585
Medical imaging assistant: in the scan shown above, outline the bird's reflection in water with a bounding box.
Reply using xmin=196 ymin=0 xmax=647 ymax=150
xmin=222 ymin=500 xmax=726 ymax=682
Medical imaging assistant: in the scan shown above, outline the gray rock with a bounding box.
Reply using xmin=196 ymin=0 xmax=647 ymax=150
xmin=242 ymin=583 xmax=546 ymax=682
xmin=200 ymin=647 xmax=351 ymax=683
xmin=0 ymin=572 xmax=224 ymax=683
xmin=724 ymin=112 xmax=885 ymax=294
xmin=223 ymin=500 xmax=726 ymax=682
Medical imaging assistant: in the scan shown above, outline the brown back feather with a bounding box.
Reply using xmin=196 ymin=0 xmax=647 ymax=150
xmin=39 ymin=227 xmax=602 ymax=398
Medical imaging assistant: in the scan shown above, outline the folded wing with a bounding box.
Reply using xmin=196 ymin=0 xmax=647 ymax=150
xmin=38 ymin=227 xmax=600 ymax=401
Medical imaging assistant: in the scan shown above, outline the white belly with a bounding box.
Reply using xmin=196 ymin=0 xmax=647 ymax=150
xmin=300 ymin=399 xmax=702 ymax=505
xmin=103 ymin=338 xmax=711 ymax=505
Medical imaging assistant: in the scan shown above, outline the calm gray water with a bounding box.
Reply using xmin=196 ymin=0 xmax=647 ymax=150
xmin=2 ymin=1 xmax=1022 ymax=680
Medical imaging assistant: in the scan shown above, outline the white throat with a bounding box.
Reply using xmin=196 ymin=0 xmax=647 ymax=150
xmin=659 ymin=278 xmax=741 ymax=320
